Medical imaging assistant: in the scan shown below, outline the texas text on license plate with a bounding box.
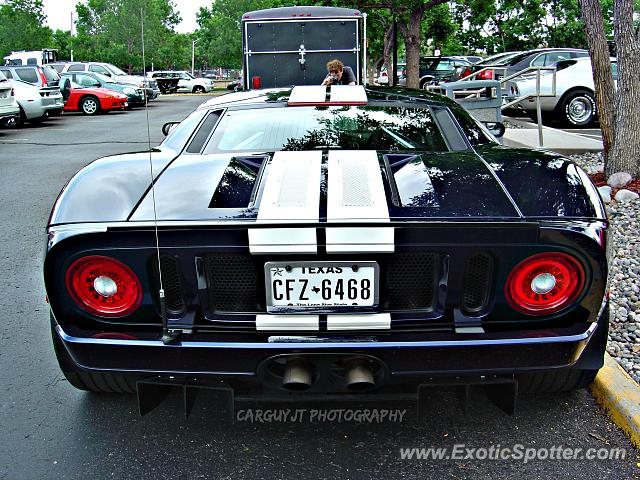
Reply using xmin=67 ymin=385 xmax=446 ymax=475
xmin=265 ymin=261 xmax=379 ymax=312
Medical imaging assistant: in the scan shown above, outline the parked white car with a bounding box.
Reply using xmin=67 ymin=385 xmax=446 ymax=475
xmin=8 ymin=79 xmax=64 ymax=127
xmin=506 ymin=57 xmax=617 ymax=126
xmin=0 ymin=70 xmax=20 ymax=127
xmin=146 ymin=71 xmax=214 ymax=93
xmin=376 ymin=67 xmax=389 ymax=85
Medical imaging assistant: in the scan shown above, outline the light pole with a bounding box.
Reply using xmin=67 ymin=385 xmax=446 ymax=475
xmin=191 ymin=39 xmax=198 ymax=76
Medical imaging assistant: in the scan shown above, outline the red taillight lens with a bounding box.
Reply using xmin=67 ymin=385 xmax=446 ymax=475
xmin=477 ymin=69 xmax=493 ymax=80
xmin=252 ymin=76 xmax=262 ymax=89
xmin=38 ymin=68 xmax=48 ymax=86
xmin=461 ymin=68 xmax=472 ymax=79
xmin=66 ymin=256 xmax=142 ymax=317
xmin=505 ymin=253 xmax=585 ymax=315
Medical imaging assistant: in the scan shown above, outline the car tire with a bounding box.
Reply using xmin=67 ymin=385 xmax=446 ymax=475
xmin=29 ymin=115 xmax=46 ymax=125
xmin=192 ymin=85 xmax=205 ymax=94
xmin=419 ymin=78 xmax=432 ymax=90
xmin=559 ymin=89 xmax=596 ymax=127
xmin=9 ymin=106 xmax=26 ymax=128
xmin=80 ymin=96 xmax=100 ymax=116
xmin=51 ymin=314 xmax=138 ymax=394
xmin=517 ymin=368 xmax=598 ymax=394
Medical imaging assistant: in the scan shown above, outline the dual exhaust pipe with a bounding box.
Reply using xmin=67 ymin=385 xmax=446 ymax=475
xmin=282 ymin=357 xmax=375 ymax=391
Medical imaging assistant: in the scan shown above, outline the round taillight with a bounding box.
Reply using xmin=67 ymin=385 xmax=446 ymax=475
xmin=505 ymin=253 xmax=585 ymax=315
xmin=66 ymin=256 xmax=142 ymax=317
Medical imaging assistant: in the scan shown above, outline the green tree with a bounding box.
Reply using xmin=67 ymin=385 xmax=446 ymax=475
xmin=0 ymin=0 xmax=52 ymax=58
xmin=452 ymin=0 xmax=547 ymax=54
xmin=51 ymin=29 xmax=72 ymax=60
xmin=196 ymin=0 xmax=277 ymax=69
xmin=73 ymin=0 xmax=181 ymax=72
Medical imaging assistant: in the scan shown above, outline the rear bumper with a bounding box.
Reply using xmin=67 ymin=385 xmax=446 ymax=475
xmin=0 ymin=112 xmax=19 ymax=125
xmin=56 ymin=321 xmax=600 ymax=380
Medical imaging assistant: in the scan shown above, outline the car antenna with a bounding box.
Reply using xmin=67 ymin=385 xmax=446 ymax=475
xmin=141 ymin=8 xmax=177 ymax=345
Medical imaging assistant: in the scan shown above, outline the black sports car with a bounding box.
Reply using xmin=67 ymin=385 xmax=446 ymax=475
xmin=45 ymin=85 xmax=608 ymax=413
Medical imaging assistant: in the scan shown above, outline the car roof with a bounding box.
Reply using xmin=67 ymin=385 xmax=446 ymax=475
xmin=198 ymin=86 xmax=457 ymax=110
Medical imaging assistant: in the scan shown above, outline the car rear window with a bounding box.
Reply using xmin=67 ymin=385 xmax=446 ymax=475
xmin=42 ymin=67 xmax=59 ymax=82
xmin=68 ymin=63 xmax=85 ymax=72
xmin=14 ymin=68 xmax=39 ymax=83
xmin=50 ymin=64 xmax=65 ymax=73
xmin=451 ymin=108 xmax=494 ymax=147
xmin=203 ymin=105 xmax=448 ymax=153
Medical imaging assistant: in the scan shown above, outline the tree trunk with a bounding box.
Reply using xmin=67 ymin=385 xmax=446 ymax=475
xmin=400 ymin=7 xmax=422 ymax=89
xmin=608 ymin=0 xmax=640 ymax=177
xmin=382 ymin=23 xmax=394 ymax=83
xmin=578 ymin=0 xmax=617 ymax=166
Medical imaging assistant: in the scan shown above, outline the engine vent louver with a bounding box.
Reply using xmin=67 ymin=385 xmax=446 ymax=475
xmin=205 ymin=254 xmax=259 ymax=312
xmin=159 ymin=255 xmax=187 ymax=315
xmin=461 ymin=252 xmax=494 ymax=313
xmin=385 ymin=252 xmax=438 ymax=311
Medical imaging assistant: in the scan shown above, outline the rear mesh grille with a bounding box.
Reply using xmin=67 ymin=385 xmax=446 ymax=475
xmin=159 ymin=255 xmax=186 ymax=314
xmin=461 ymin=252 xmax=494 ymax=312
xmin=205 ymin=254 xmax=259 ymax=312
xmin=199 ymin=251 xmax=492 ymax=317
xmin=384 ymin=252 xmax=438 ymax=311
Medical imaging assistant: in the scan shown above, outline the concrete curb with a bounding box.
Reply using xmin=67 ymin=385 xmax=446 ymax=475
xmin=590 ymin=353 xmax=640 ymax=449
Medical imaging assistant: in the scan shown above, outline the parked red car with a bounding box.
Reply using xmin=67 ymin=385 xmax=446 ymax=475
xmin=62 ymin=85 xmax=128 ymax=115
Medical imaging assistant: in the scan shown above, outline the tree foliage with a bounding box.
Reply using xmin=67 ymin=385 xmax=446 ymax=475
xmin=450 ymin=0 xmax=614 ymax=54
xmin=0 ymin=0 xmax=52 ymax=59
xmin=196 ymin=0 xmax=278 ymax=69
xmin=72 ymin=0 xmax=184 ymax=72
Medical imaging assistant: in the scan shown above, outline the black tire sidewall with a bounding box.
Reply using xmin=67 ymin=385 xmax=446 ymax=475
xmin=562 ymin=90 xmax=596 ymax=127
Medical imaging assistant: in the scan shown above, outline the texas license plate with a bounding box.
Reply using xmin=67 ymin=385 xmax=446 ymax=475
xmin=265 ymin=261 xmax=379 ymax=312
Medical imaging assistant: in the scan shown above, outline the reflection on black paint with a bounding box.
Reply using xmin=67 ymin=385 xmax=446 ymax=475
xmin=281 ymin=106 xmax=448 ymax=152
xmin=478 ymin=145 xmax=599 ymax=218
xmin=209 ymin=156 xmax=266 ymax=208
xmin=386 ymin=152 xmax=518 ymax=217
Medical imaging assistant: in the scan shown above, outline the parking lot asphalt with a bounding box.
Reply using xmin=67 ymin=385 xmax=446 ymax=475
xmin=0 ymin=95 xmax=638 ymax=480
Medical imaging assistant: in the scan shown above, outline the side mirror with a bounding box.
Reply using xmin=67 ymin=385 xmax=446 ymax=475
xmin=162 ymin=121 xmax=179 ymax=136
xmin=482 ymin=121 xmax=506 ymax=138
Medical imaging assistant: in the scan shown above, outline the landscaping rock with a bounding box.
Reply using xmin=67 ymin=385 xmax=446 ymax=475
xmin=608 ymin=172 xmax=633 ymax=189
xmin=614 ymin=189 xmax=640 ymax=202
xmin=598 ymin=186 xmax=612 ymax=203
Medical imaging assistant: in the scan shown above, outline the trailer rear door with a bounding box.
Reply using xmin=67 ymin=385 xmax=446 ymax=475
xmin=244 ymin=18 xmax=360 ymax=88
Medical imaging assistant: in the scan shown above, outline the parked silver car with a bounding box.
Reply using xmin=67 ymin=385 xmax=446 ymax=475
xmin=49 ymin=62 xmax=160 ymax=99
xmin=8 ymin=79 xmax=64 ymax=127
xmin=0 ymin=70 xmax=20 ymax=127
xmin=506 ymin=57 xmax=617 ymax=126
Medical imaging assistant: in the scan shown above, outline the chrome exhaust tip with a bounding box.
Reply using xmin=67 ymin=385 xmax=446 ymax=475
xmin=344 ymin=359 xmax=375 ymax=391
xmin=282 ymin=357 xmax=313 ymax=391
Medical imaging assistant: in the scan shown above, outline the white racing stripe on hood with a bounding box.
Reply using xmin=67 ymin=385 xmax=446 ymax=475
xmin=249 ymin=151 xmax=322 ymax=254
xmin=326 ymin=150 xmax=394 ymax=253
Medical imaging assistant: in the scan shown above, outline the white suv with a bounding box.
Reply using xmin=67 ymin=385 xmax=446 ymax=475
xmin=0 ymin=71 xmax=20 ymax=127
xmin=147 ymin=71 xmax=214 ymax=93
